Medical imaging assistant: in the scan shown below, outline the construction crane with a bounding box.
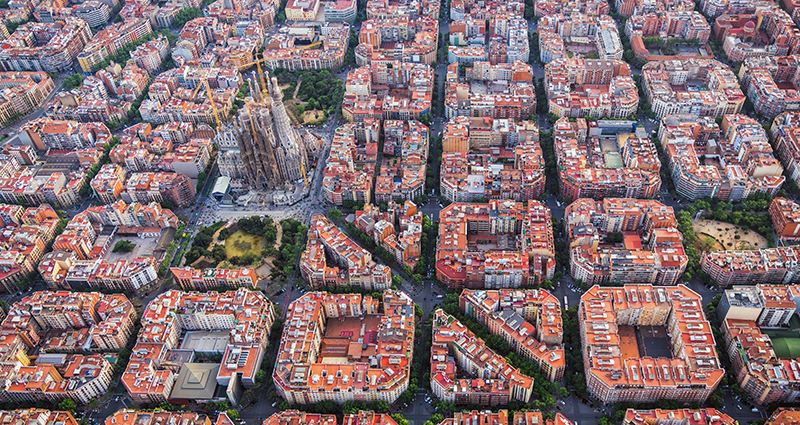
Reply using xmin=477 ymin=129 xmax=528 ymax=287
xmin=300 ymin=157 xmax=308 ymax=187
xmin=235 ymin=41 xmax=322 ymax=72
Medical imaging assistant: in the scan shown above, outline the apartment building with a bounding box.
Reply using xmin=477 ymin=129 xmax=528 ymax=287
xmin=130 ymin=35 xmax=170 ymax=74
xmin=566 ymin=198 xmax=688 ymax=286
xmin=539 ymin=14 xmax=623 ymax=62
xmin=0 ymin=291 xmax=133 ymax=403
xmin=435 ymin=200 xmax=555 ymax=289
xmin=366 ymin=0 xmax=440 ymax=19
xmin=341 ymin=61 xmax=433 ymax=122
xmin=460 ymin=289 xmax=565 ymax=381
xmin=448 ymin=15 xmax=529 ymax=65
xmin=701 ymin=247 xmax=800 ymax=286
xmin=642 ymin=59 xmax=745 ymax=119
xmin=622 ymin=408 xmax=735 ymax=425
xmin=770 ymin=197 xmax=800 ymax=240
xmin=123 ymin=289 xmax=275 ymax=404
xmin=170 ymin=267 xmax=258 ymax=290
xmin=77 ymin=19 xmax=152 ymax=73
xmin=771 ymin=111 xmax=800 ymax=189
xmin=321 ymin=121 xmax=378 ymax=205
xmin=375 ymin=120 xmax=429 ymax=203
xmin=324 ymin=0 xmax=357 ymax=22
xmin=262 ymin=23 xmax=349 ymax=71
xmin=0 ymin=72 xmax=55 ymax=125
xmin=38 ymin=200 xmax=179 ymax=292
xmin=353 ymin=201 xmax=423 ymax=270
xmin=717 ymin=284 xmax=798 ymax=327
xmin=765 ymin=409 xmax=800 ymax=424
xmin=545 ymin=59 xmax=638 ymax=119
xmin=660 ymin=114 xmax=785 ymax=200
xmin=273 ymin=291 xmax=414 ymax=404
xmin=264 ymin=411 xmax=336 ymax=425
xmin=300 ymin=214 xmax=391 ymax=290
xmin=431 ymin=309 xmax=535 ymax=404
xmin=139 ymin=66 xmax=240 ymax=126
xmin=625 ymin=11 xmax=711 ymax=43
xmin=440 ymin=117 xmax=544 ymax=202
xmin=580 ymin=284 xmax=724 ymax=403
xmin=356 ymin=16 xmax=438 ymax=65
xmin=739 ymin=56 xmax=800 ymax=117
xmin=0 ymin=204 xmax=59 ymax=293
xmin=553 ymin=119 xmax=661 ymax=199
xmin=0 ymin=410 xmax=79 ymax=425
xmin=443 ymin=61 xmax=535 ymax=120
xmin=722 ymin=318 xmax=800 ymax=404
xmin=700 ymin=0 xmax=758 ymax=17
xmin=721 ymin=7 xmax=800 ymax=62
xmin=0 ymin=162 xmax=85 ymax=208
xmin=534 ymin=0 xmax=609 ymax=15
xmin=0 ymin=18 xmax=92 ymax=72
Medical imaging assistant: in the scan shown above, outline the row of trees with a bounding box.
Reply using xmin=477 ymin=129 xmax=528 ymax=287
xmin=79 ymin=136 xmax=121 ymax=196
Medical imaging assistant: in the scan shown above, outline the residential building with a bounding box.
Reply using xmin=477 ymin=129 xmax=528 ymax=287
xmin=262 ymin=23 xmax=349 ymax=70
xmin=300 ymin=214 xmax=391 ymax=290
xmin=356 ymin=16 xmax=438 ymax=65
xmin=38 ymin=200 xmax=179 ymax=292
xmin=0 ymin=410 xmax=79 ymax=425
xmin=717 ymin=284 xmax=798 ymax=327
xmin=440 ymin=117 xmax=544 ymax=202
xmin=460 ymin=289 xmax=566 ymax=381
xmin=438 ymin=411 xmax=575 ymax=425
xmin=772 ymin=112 xmax=800 ymax=189
xmin=431 ymin=309 xmax=535 ymax=404
xmin=554 ymin=118 xmax=661 ymax=199
xmin=448 ymin=15 xmax=529 ymax=65
xmin=435 ymin=200 xmax=556 ymax=289
xmin=130 ymin=35 xmax=170 ymax=74
xmin=0 ymin=204 xmax=59 ymax=293
xmin=722 ymin=318 xmax=800 ymax=404
xmin=539 ymin=14 xmax=623 ymax=62
xmin=720 ymin=7 xmax=800 ymax=62
xmin=770 ymin=197 xmax=800 ymax=240
xmin=739 ymin=56 xmax=800 ymax=117
xmin=534 ymin=0 xmax=609 ymax=15
xmin=444 ymin=60 xmax=535 ymax=120
xmin=0 ymin=72 xmax=55 ymax=126
xmin=660 ymin=114 xmax=785 ymax=200
xmin=622 ymin=408 xmax=735 ymax=425
xmin=545 ymin=59 xmax=638 ymax=119
xmin=342 ymin=61 xmax=433 ymax=122
xmin=701 ymin=247 xmax=800 ymax=286
xmin=319 ymin=121 xmax=378 ymax=205
xmin=170 ymin=267 xmax=258 ymax=290
xmin=766 ymin=409 xmax=800 ymax=424
xmin=642 ymin=59 xmax=745 ymax=119
xmin=105 ymin=411 xmax=211 ymax=425
xmin=75 ymin=1 xmax=111 ymax=27
xmin=375 ymin=120 xmax=428 ymax=203
xmin=0 ymin=18 xmax=92 ymax=72
xmin=286 ymin=0 xmax=319 ymax=20
xmin=565 ymin=198 xmax=689 ymax=286
xmin=273 ymin=290 xmax=414 ymax=404
xmin=324 ymin=0 xmax=357 ymax=22
xmin=264 ymin=411 xmax=336 ymax=425
xmin=123 ymin=289 xmax=275 ymax=403
xmin=624 ymin=11 xmax=711 ymax=43
xmin=580 ymin=284 xmax=724 ymax=403
xmin=353 ymin=201 xmax=422 ymax=270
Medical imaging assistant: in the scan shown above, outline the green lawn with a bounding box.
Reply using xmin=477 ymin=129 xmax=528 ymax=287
xmin=224 ymin=230 xmax=266 ymax=258
xmin=771 ymin=337 xmax=800 ymax=359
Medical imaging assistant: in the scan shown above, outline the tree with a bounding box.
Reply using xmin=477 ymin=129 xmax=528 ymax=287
xmin=328 ymin=208 xmax=342 ymax=221
xmin=225 ymin=410 xmax=239 ymax=420
xmin=57 ymin=399 xmax=77 ymax=413
xmin=392 ymin=275 xmax=402 ymax=286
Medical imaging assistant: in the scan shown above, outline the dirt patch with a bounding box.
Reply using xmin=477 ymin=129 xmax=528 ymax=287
xmin=302 ymin=110 xmax=324 ymax=124
xmin=225 ymin=230 xmax=266 ymax=258
xmin=693 ymin=219 xmax=768 ymax=251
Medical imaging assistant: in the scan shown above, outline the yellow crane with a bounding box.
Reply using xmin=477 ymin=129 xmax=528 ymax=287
xmin=190 ymin=70 xmax=224 ymax=130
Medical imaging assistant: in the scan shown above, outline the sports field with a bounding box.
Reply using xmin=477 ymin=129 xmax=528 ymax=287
xmin=771 ymin=337 xmax=800 ymax=359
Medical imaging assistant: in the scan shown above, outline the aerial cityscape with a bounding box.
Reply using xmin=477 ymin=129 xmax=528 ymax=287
xmin=2 ymin=0 xmax=800 ymax=423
